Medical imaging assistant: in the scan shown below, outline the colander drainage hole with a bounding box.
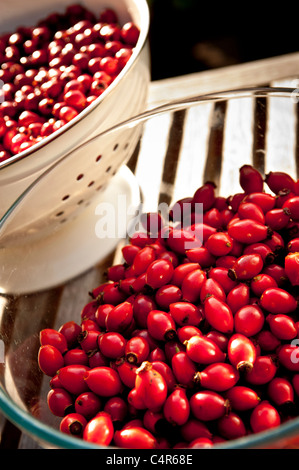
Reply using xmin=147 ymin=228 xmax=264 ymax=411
xmin=106 ymin=166 xmax=112 ymax=173
xmin=77 ymin=173 xmax=84 ymax=181
xmin=113 ymin=143 xmax=119 ymax=151
xmin=56 ymin=211 xmax=64 ymax=217
xmin=62 ymin=194 xmax=70 ymax=201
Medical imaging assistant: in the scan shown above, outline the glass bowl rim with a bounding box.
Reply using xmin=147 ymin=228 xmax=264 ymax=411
xmin=1 ymin=85 xmax=299 ymax=449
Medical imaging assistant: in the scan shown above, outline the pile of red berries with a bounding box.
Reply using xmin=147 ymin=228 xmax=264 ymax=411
xmin=0 ymin=4 xmax=139 ymax=161
xmin=38 ymin=165 xmax=299 ymax=448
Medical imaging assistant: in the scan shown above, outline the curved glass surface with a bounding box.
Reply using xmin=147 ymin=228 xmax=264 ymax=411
xmin=1 ymin=87 xmax=299 ymax=449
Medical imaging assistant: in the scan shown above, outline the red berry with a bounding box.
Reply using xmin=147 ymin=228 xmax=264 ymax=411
xmin=239 ymin=164 xmax=263 ymax=194
xmin=104 ymin=396 xmax=128 ymax=423
xmin=217 ymin=411 xmax=247 ymax=440
xmin=234 ymin=305 xmax=265 ymax=337
xmin=242 ymin=192 xmax=276 ymax=213
xmin=147 ymin=310 xmax=176 ymax=342
xmin=83 ymin=411 xmax=114 ymax=445
xmin=196 ymin=363 xmax=239 ymax=392
xmin=250 ymin=273 xmax=277 ymax=296
xmin=266 ymin=314 xmax=297 ymax=340
xmin=58 ymin=365 xmax=90 ymax=396
xmin=163 ymin=387 xmax=190 ymax=426
xmin=188 ymin=437 xmax=214 ymax=448
xmin=285 ymin=252 xmax=299 ymax=286
xmin=151 ymin=361 xmax=176 ymax=393
xmin=225 ymin=385 xmax=260 ymax=411
xmin=228 ymin=219 xmax=270 ymax=244
xmin=168 ymin=301 xmax=203 ymax=326
xmin=184 ymin=334 xmax=226 ymax=365
xmin=260 ymin=287 xmax=297 ymax=314
xmin=238 ymin=201 xmax=265 ymax=224
xmin=277 ymin=344 xmax=299 ymax=372
xmin=227 ymin=334 xmax=257 ymax=372
xmin=60 ymin=413 xmax=87 ymax=437
xmin=250 ymin=401 xmax=281 ymax=433
xmin=40 ymin=328 xmax=68 ymax=354
xmin=145 ymin=259 xmax=174 ymax=289
xmin=190 ymin=390 xmax=229 ymax=421
xmin=99 ymin=331 xmax=127 ymax=359
xmin=125 ymin=336 xmax=150 ymax=364
xmin=228 ymin=253 xmax=264 ymax=281
xmin=38 ymin=345 xmax=64 ymax=377
xmin=47 ymin=388 xmax=73 ymax=417
xmin=75 ymin=392 xmax=102 ymax=419
xmin=226 ymin=283 xmax=250 ymax=314
xmin=180 ymin=419 xmax=212 ymax=442
xmin=114 ymin=426 xmax=157 ymax=449
xmin=84 ymin=366 xmax=123 ymax=397
xmin=133 ymin=362 xmax=168 ymax=411
xmin=181 ymin=269 xmax=207 ymax=303
xmin=244 ymin=355 xmax=277 ymax=385
xmin=192 ymin=181 xmax=216 ymax=211
xmin=205 ymin=231 xmax=233 ymax=257
xmin=265 ymin=208 xmax=291 ymax=230
xmin=200 ymin=277 xmax=226 ymax=303
xmin=177 ymin=325 xmax=202 ymax=343
xmin=64 ymin=348 xmax=89 ymax=366
xmin=155 ymin=285 xmax=182 ymax=310
xmin=105 ymin=301 xmax=134 ymax=333
xmin=203 ymin=296 xmax=234 ymax=334
xmin=267 ymin=377 xmax=295 ymax=407
xmin=265 ymin=171 xmax=295 ymax=194
xmin=131 ymin=246 xmax=156 ymax=276
xmin=171 ymin=263 xmax=200 ymax=287
xmin=171 ymin=351 xmax=197 ymax=386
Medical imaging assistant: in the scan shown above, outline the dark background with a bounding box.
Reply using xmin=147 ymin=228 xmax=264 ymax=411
xmin=147 ymin=1 xmax=299 ymax=80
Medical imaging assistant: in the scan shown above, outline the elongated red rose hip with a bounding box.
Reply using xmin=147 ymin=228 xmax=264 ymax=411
xmin=260 ymin=287 xmax=297 ymax=314
xmin=285 ymin=252 xmax=299 ymax=285
xmin=203 ymin=296 xmax=234 ymax=334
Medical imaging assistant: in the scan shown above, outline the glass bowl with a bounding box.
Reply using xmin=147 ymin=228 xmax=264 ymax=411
xmin=1 ymin=87 xmax=299 ymax=449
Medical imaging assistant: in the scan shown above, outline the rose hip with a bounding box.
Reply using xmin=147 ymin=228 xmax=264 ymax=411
xmin=60 ymin=413 xmax=87 ymax=437
xmin=260 ymin=287 xmax=297 ymax=314
xmin=184 ymin=334 xmax=226 ymax=365
xmin=285 ymin=252 xmax=299 ymax=286
xmin=171 ymin=351 xmax=197 ymax=388
xmin=225 ymin=385 xmax=260 ymax=411
xmin=147 ymin=310 xmax=176 ymax=342
xmin=190 ymin=390 xmax=230 ymax=421
xmin=228 ymin=219 xmax=271 ymax=245
xmin=47 ymin=388 xmax=73 ymax=417
xmin=228 ymin=253 xmax=264 ymax=281
xmin=217 ymin=411 xmax=247 ymax=440
xmin=168 ymin=301 xmax=203 ymax=327
xmin=38 ymin=345 xmax=64 ymax=377
xmin=203 ymin=296 xmax=234 ymax=334
xmin=114 ymin=426 xmax=157 ymax=449
xmin=75 ymin=391 xmax=102 ymax=419
xmin=163 ymin=387 xmax=190 ymax=426
xmin=227 ymin=334 xmax=257 ymax=372
xmin=239 ymin=164 xmax=264 ymax=194
xmin=83 ymin=412 xmax=114 ymax=446
xmin=250 ymin=401 xmax=281 ymax=433
xmin=84 ymin=366 xmax=123 ymax=397
xmin=196 ymin=363 xmax=240 ymax=392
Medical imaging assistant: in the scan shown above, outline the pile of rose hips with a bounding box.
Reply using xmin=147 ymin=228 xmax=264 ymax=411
xmin=38 ymin=164 xmax=299 ymax=449
xmin=0 ymin=4 xmax=139 ymax=161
